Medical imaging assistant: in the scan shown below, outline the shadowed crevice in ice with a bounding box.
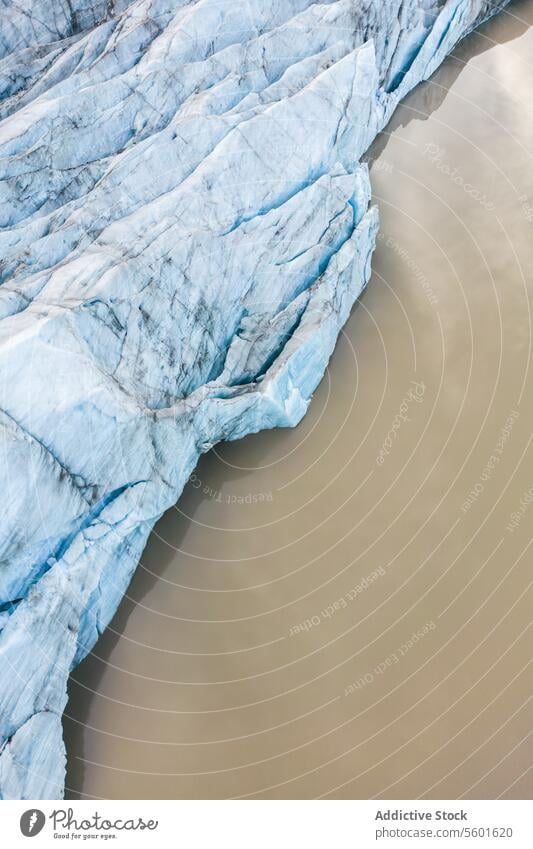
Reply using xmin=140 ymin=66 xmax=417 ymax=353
xmin=0 ymin=0 xmax=510 ymax=798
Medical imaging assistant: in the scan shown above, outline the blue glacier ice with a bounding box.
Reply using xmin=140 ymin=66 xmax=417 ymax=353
xmin=0 ymin=0 xmax=510 ymax=798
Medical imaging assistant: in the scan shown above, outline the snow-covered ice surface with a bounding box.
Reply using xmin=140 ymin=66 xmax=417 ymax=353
xmin=0 ymin=0 xmax=510 ymax=799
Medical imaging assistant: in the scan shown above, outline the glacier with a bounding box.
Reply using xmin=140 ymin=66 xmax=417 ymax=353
xmin=0 ymin=0 xmax=510 ymax=799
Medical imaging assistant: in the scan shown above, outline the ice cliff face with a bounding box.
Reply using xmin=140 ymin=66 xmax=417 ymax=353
xmin=0 ymin=0 xmax=509 ymax=799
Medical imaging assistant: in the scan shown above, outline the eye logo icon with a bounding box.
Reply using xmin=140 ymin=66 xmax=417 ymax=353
xmin=20 ymin=810 xmax=45 ymax=837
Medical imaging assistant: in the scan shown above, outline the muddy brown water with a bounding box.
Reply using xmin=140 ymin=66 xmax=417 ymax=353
xmin=64 ymin=2 xmax=533 ymax=800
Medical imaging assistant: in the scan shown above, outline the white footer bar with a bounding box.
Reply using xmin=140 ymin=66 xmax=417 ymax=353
xmin=2 ymin=799 xmax=532 ymax=847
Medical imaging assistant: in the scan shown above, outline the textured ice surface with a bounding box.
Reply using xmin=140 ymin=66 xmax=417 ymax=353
xmin=0 ymin=0 xmax=509 ymax=798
